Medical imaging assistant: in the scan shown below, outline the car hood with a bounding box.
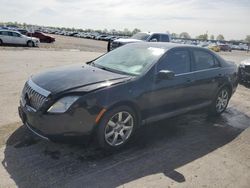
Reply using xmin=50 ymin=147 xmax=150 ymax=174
xmin=31 ymin=64 xmax=130 ymax=95
xmin=114 ymin=38 xmax=143 ymax=44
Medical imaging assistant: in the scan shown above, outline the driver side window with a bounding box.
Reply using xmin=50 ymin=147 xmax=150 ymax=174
xmin=149 ymin=34 xmax=160 ymax=42
xmin=157 ymin=49 xmax=191 ymax=74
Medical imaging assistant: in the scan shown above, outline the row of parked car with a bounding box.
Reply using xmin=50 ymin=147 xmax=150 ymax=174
xmin=0 ymin=27 xmax=55 ymax=47
xmin=44 ymin=28 xmax=249 ymax=53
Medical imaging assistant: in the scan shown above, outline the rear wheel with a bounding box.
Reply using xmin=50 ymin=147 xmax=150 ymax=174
xmin=97 ymin=106 xmax=137 ymax=150
xmin=27 ymin=41 xmax=34 ymax=47
xmin=0 ymin=39 xmax=2 ymax=45
xmin=209 ymin=87 xmax=230 ymax=115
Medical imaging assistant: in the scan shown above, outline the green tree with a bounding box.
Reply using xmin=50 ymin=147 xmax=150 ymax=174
xmin=132 ymin=28 xmax=141 ymax=35
xmin=216 ymin=34 xmax=224 ymax=41
xmin=179 ymin=32 xmax=191 ymax=39
xmin=171 ymin=33 xmax=178 ymax=38
xmin=123 ymin=28 xmax=131 ymax=36
xmin=210 ymin=35 xmax=215 ymax=40
xmin=103 ymin=28 xmax=108 ymax=34
xmin=196 ymin=34 xmax=208 ymax=40
xmin=245 ymin=35 xmax=250 ymax=43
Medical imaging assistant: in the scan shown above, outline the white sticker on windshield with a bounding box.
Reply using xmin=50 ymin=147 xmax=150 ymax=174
xmin=148 ymin=47 xmax=165 ymax=56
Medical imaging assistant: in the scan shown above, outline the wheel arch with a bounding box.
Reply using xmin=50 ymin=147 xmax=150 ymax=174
xmin=220 ymin=83 xmax=233 ymax=98
xmin=27 ymin=40 xmax=34 ymax=45
xmin=107 ymin=100 xmax=142 ymax=127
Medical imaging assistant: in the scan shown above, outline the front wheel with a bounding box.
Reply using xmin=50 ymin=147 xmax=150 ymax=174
xmin=97 ymin=106 xmax=137 ymax=150
xmin=0 ymin=39 xmax=2 ymax=45
xmin=27 ymin=41 xmax=34 ymax=47
xmin=209 ymin=87 xmax=230 ymax=115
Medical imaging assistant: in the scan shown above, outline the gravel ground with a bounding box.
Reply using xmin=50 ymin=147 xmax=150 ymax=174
xmin=0 ymin=36 xmax=250 ymax=188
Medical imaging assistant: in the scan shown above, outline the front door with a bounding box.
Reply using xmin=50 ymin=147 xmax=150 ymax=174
xmin=141 ymin=48 xmax=196 ymax=119
xmin=10 ymin=32 xmax=25 ymax=45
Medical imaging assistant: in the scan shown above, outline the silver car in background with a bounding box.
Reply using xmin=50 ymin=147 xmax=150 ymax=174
xmin=0 ymin=30 xmax=40 ymax=47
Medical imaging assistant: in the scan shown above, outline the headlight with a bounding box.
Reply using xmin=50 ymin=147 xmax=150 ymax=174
xmin=47 ymin=96 xmax=79 ymax=113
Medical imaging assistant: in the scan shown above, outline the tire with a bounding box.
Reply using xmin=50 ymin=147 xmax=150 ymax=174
xmin=209 ymin=87 xmax=230 ymax=116
xmin=96 ymin=105 xmax=137 ymax=150
xmin=27 ymin=41 xmax=34 ymax=47
xmin=0 ymin=39 xmax=2 ymax=45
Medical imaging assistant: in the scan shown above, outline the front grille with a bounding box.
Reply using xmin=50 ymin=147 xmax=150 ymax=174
xmin=244 ymin=65 xmax=250 ymax=73
xmin=22 ymin=82 xmax=47 ymax=110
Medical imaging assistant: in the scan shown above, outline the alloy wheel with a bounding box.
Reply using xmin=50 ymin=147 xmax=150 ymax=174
xmin=216 ymin=89 xmax=229 ymax=113
xmin=104 ymin=111 xmax=134 ymax=146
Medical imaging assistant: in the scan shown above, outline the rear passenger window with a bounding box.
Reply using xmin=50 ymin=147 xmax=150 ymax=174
xmin=193 ymin=50 xmax=218 ymax=71
xmin=161 ymin=35 xmax=170 ymax=42
xmin=7 ymin=32 xmax=13 ymax=36
xmin=1 ymin=31 xmax=9 ymax=36
xmin=158 ymin=50 xmax=191 ymax=74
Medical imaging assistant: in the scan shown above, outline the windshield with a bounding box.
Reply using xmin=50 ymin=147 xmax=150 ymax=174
xmin=131 ymin=33 xmax=150 ymax=40
xmin=93 ymin=45 xmax=166 ymax=75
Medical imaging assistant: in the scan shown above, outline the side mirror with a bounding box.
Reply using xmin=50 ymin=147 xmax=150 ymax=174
xmin=150 ymin=38 xmax=157 ymax=42
xmin=157 ymin=70 xmax=175 ymax=80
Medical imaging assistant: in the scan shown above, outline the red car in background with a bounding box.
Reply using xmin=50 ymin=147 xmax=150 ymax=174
xmin=218 ymin=44 xmax=232 ymax=52
xmin=27 ymin=31 xmax=55 ymax=43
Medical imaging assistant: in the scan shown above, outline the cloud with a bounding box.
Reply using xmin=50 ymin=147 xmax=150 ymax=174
xmin=0 ymin=0 xmax=249 ymax=39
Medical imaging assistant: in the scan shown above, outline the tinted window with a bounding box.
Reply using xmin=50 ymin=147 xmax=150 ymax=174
xmin=7 ymin=32 xmax=13 ymax=36
xmin=161 ymin=34 xmax=170 ymax=42
xmin=158 ymin=50 xmax=191 ymax=74
xmin=12 ymin=32 xmax=21 ymax=37
xmin=150 ymin=34 xmax=160 ymax=41
xmin=193 ymin=50 xmax=218 ymax=70
xmin=0 ymin=31 xmax=9 ymax=36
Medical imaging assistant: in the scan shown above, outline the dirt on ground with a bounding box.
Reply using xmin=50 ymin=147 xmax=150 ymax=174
xmin=0 ymin=35 xmax=250 ymax=188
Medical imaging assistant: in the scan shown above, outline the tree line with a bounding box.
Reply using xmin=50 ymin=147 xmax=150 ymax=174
xmin=172 ymin=32 xmax=250 ymax=43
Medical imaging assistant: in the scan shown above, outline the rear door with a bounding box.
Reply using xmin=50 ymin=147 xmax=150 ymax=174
xmin=0 ymin=31 xmax=12 ymax=43
xmin=160 ymin=34 xmax=170 ymax=42
xmin=190 ymin=49 xmax=222 ymax=103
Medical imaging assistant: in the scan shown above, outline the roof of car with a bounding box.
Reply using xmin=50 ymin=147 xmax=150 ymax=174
xmin=126 ymin=42 xmax=200 ymax=50
xmin=0 ymin=29 xmax=20 ymax=33
xmin=140 ymin=32 xmax=170 ymax=35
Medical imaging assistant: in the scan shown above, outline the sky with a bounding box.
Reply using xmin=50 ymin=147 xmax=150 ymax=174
xmin=0 ymin=0 xmax=249 ymax=40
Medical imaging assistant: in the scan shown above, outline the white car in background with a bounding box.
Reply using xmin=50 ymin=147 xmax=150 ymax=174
xmin=0 ymin=30 xmax=40 ymax=47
